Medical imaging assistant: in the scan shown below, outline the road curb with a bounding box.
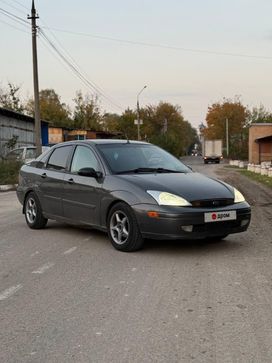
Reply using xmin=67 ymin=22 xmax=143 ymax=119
xmin=0 ymin=184 xmax=18 ymax=192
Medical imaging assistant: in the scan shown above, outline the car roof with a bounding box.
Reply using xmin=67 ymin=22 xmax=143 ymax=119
xmin=54 ymin=139 xmax=150 ymax=147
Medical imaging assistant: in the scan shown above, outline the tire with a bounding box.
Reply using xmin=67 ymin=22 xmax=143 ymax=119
xmin=24 ymin=192 xmax=48 ymax=229
xmin=107 ymin=202 xmax=144 ymax=252
xmin=204 ymin=161 xmax=208 ymax=164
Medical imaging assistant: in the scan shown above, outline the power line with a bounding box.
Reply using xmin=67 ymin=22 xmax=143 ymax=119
xmin=44 ymin=26 xmax=272 ymax=61
xmin=0 ymin=7 xmax=28 ymax=26
xmin=9 ymin=0 xmax=28 ymax=11
xmin=0 ymin=0 xmax=26 ymax=15
xmin=0 ymin=16 xmax=29 ymax=33
xmin=39 ymin=21 xmax=116 ymax=103
xmin=39 ymin=28 xmax=124 ymax=112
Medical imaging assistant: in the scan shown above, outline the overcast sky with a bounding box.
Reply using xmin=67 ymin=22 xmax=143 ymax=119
xmin=1 ymin=0 xmax=272 ymax=129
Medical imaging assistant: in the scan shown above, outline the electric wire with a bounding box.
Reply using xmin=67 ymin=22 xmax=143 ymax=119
xmin=0 ymin=7 xmax=28 ymax=25
xmin=44 ymin=26 xmax=272 ymax=61
xmin=39 ymin=22 xmax=121 ymax=109
xmin=0 ymin=0 xmax=26 ymax=15
xmin=9 ymin=0 xmax=28 ymax=11
xmin=0 ymin=5 xmax=124 ymax=111
xmin=0 ymin=16 xmax=29 ymax=33
xmin=39 ymin=29 xmax=124 ymax=111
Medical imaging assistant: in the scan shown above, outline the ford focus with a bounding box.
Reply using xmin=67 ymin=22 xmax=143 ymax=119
xmin=17 ymin=140 xmax=251 ymax=252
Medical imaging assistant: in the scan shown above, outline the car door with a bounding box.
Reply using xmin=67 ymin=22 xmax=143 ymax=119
xmin=62 ymin=145 xmax=104 ymax=226
xmin=38 ymin=145 xmax=74 ymax=217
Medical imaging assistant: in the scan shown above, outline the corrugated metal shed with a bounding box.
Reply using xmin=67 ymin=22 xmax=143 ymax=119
xmin=0 ymin=107 xmax=49 ymax=156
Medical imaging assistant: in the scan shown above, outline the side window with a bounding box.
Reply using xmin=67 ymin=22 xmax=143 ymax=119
xmin=25 ymin=148 xmax=37 ymax=159
xmin=47 ymin=146 xmax=72 ymax=171
xmin=71 ymin=146 xmax=99 ymax=173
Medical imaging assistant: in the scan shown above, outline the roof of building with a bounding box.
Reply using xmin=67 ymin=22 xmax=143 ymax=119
xmin=250 ymin=123 xmax=272 ymax=127
xmin=255 ymin=135 xmax=272 ymax=142
xmin=0 ymin=107 xmax=49 ymax=124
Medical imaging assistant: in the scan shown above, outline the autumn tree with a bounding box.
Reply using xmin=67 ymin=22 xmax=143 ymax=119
xmin=0 ymin=83 xmax=25 ymax=113
xmin=26 ymin=89 xmax=71 ymax=127
xmin=141 ymin=102 xmax=198 ymax=156
xmin=204 ymin=97 xmax=248 ymax=159
xmin=73 ymin=91 xmax=101 ymax=130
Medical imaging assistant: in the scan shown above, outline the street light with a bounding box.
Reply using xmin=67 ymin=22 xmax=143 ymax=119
xmin=136 ymin=85 xmax=147 ymax=140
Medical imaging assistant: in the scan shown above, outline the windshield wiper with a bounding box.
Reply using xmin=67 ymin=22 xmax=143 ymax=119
xmin=116 ymin=167 xmax=183 ymax=175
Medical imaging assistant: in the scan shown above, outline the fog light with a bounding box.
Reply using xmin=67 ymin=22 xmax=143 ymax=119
xmin=181 ymin=225 xmax=193 ymax=232
xmin=241 ymin=219 xmax=250 ymax=227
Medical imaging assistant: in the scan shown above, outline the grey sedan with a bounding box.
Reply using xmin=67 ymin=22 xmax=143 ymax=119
xmin=17 ymin=140 xmax=251 ymax=252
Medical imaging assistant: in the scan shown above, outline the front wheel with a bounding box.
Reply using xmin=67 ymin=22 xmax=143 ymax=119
xmin=25 ymin=192 xmax=48 ymax=229
xmin=107 ymin=202 xmax=144 ymax=252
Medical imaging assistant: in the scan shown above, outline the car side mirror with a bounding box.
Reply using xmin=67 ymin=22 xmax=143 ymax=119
xmin=78 ymin=167 xmax=103 ymax=179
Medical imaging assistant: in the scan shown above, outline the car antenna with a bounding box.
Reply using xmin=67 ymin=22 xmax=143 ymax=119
xmin=124 ymin=134 xmax=130 ymax=143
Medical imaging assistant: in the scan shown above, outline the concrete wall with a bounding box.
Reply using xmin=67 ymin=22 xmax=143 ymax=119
xmin=249 ymin=124 xmax=272 ymax=164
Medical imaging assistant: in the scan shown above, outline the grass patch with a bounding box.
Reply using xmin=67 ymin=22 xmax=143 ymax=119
xmin=224 ymin=165 xmax=240 ymax=169
xmin=238 ymin=169 xmax=272 ymax=188
xmin=0 ymin=160 xmax=22 ymax=185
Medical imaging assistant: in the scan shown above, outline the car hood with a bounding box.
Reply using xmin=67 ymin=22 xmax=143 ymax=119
xmin=116 ymin=172 xmax=234 ymax=201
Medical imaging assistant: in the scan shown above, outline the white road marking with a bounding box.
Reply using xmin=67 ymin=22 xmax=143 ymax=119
xmin=30 ymin=251 xmax=40 ymax=257
xmin=63 ymin=247 xmax=77 ymax=255
xmin=0 ymin=284 xmax=23 ymax=301
xmin=32 ymin=262 xmax=55 ymax=274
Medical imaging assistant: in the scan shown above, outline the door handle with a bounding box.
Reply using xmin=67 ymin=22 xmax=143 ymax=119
xmin=68 ymin=178 xmax=74 ymax=184
xmin=41 ymin=173 xmax=47 ymax=179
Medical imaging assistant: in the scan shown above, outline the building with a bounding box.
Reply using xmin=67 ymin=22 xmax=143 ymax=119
xmin=249 ymin=123 xmax=272 ymax=164
xmin=0 ymin=107 xmax=49 ymax=156
xmin=48 ymin=127 xmax=122 ymax=144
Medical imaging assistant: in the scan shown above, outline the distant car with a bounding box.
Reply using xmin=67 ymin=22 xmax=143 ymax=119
xmin=17 ymin=140 xmax=251 ymax=252
xmin=5 ymin=146 xmax=50 ymax=164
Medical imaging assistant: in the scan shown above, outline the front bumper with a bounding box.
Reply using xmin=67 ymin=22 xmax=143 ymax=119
xmin=132 ymin=202 xmax=251 ymax=240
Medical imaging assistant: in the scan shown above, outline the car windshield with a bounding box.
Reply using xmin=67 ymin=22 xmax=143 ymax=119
xmin=96 ymin=143 xmax=191 ymax=174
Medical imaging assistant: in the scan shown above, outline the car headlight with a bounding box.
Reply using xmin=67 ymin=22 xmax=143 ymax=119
xmin=147 ymin=190 xmax=192 ymax=206
xmin=233 ymin=187 xmax=245 ymax=203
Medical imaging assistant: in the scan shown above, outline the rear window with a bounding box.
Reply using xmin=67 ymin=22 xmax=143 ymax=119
xmin=47 ymin=146 xmax=73 ymax=171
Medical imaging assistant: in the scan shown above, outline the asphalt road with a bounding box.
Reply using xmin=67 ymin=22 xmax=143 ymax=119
xmin=1 ymin=157 xmax=272 ymax=363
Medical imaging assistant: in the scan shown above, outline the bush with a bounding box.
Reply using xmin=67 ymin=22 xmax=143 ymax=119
xmin=0 ymin=160 xmax=22 ymax=185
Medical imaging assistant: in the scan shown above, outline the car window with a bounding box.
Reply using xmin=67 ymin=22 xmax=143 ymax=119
xmin=47 ymin=146 xmax=72 ymax=171
xmin=71 ymin=146 xmax=99 ymax=173
xmin=25 ymin=148 xmax=37 ymax=159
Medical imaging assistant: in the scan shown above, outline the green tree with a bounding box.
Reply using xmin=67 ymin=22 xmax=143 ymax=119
xmin=204 ymin=97 xmax=248 ymax=159
xmin=101 ymin=112 xmax=121 ymax=132
xmin=26 ymin=89 xmax=71 ymax=127
xmin=0 ymin=83 xmax=25 ymax=112
xmin=73 ymin=91 xmax=101 ymax=130
xmin=247 ymin=104 xmax=272 ymax=125
xmin=142 ymin=102 xmax=198 ymax=156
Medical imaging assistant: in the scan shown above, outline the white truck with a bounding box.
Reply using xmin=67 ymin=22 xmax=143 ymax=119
xmin=203 ymin=139 xmax=223 ymax=164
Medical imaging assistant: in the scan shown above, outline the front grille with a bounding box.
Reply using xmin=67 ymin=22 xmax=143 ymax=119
xmin=191 ymin=199 xmax=234 ymax=208
xmin=193 ymin=220 xmax=241 ymax=233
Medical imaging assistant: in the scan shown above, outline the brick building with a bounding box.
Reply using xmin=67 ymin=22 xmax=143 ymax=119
xmin=249 ymin=123 xmax=272 ymax=164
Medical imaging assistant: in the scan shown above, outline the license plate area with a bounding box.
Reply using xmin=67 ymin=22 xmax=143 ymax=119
xmin=204 ymin=210 xmax=237 ymax=223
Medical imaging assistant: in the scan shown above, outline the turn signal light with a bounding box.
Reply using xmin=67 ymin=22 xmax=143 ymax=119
xmin=147 ymin=211 xmax=159 ymax=218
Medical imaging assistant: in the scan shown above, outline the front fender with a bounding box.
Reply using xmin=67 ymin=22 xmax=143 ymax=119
xmin=100 ymin=190 xmax=143 ymax=228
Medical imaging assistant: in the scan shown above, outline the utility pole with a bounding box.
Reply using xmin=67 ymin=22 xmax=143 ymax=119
xmin=226 ymin=118 xmax=229 ymax=157
xmin=28 ymin=0 xmax=42 ymax=155
xmin=136 ymin=85 xmax=147 ymax=140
